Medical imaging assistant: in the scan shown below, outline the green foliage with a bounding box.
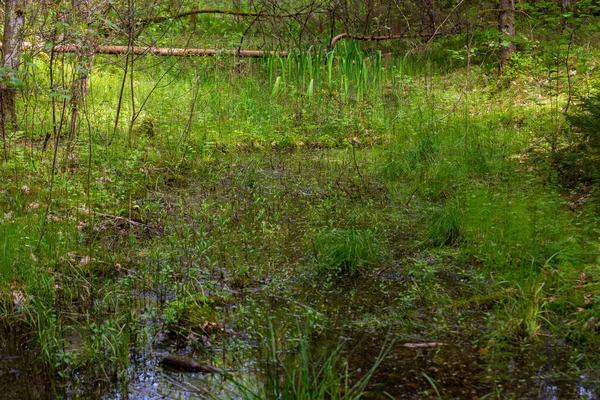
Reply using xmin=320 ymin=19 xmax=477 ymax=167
xmin=2 ymin=21 xmax=600 ymax=397
xmin=227 ymin=320 xmax=389 ymax=400
xmin=262 ymin=41 xmax=383 ymax=103
xmin=163 ymin=294 xmax=218 ymax=331
xmin=461 ymin=186 xmax=589 ymax=271
xmin=555 ymin=90 xmax=600 ymax=186
xmin=0 ymin=67 xmax=25 ymax=89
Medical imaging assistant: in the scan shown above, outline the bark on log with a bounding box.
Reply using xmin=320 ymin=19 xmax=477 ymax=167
xmin=55 ymin=44 xmax=288 ymax=57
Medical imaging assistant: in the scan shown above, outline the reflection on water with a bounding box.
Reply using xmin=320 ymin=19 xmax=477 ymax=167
xmin=117 ymin=342 xmax=599 ymax=400
xmin=0 ymin=328 xmax=54 ymax=399
xmin=2 ymin=303 xmax=599 ymax=399
xmin=537 ymin=374 xmax=598 ymax=400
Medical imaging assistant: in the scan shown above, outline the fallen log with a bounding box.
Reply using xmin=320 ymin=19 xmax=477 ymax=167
xmin=55 ymin=44 xmax=288 ymax=58
xmin=0 ymin=42 xmax=287 ymax=58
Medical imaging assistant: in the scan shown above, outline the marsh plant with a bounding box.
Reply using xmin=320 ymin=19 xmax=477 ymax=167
xmin=228 ymin=321 xmax=390 ymax=400
xmin=1 ymin=16 xmax=600 ymax=398
xmin=427 ymin=199 xmax=463 ymax=247
xmin=310 ymin=227 xmax=380 ymax=276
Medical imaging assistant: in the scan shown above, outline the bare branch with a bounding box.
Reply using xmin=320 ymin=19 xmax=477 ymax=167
xmin=140 ymin=7 xmax=319 ymax=25
xmin=329 ymin=28 xmax=443 ymax=49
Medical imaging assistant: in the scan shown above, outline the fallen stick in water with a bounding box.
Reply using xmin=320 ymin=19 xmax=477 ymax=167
xmin=402 ymin=342 xmax=446 ymax=348
xmin=160 ymin=355 xmax=225 ymax=374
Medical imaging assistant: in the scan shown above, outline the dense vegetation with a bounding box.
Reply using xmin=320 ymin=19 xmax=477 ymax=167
xmin=1 ymin=0 xmax=600 ymax=398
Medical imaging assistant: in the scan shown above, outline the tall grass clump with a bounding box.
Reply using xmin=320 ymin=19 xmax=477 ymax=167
xmin=262 ymin=41 xmax=383 ymax=102
xmin=228 ymin=322 xmax=390 ymax=400
xmin=310 ymin=228 xmax=379 ymax=276
xmin=427 ymin=199 xmax=463 ymax=247
xmin=461 ymin=186 xmax=591 ymax=272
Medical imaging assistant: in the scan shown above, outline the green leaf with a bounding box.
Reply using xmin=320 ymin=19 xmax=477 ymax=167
xmin=8 ymin=77 xmax=24 ymax=89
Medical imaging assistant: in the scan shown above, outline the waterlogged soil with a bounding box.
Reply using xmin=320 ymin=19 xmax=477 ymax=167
xmin=119 ymin=284 xmax=600 ymax=400
xmin=1 ymin=149 xmax=599 ymax=399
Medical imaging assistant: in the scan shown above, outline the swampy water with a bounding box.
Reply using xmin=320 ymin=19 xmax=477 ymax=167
xmin=1 ymin=150 xmax=599 ymax=399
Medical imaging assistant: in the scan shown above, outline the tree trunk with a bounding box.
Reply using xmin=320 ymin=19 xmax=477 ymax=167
xmin=68 ymin=0 xmax=96 ymax=147
xmin=560 ymin=0 xmax=576 ymax=13
xmin=560 ymin=0 xmax=577 ymax=31
xmin=498 ymin=0 xmax=515 ymax=74
xmin=0 ymin=0 xmax=25 ymax=160
xmin=189 ymin=0 xmax=199 ymax=29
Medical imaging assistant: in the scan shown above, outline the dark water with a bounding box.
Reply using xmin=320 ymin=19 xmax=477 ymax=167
xmin=0 ymin=327 xmax=54 ymax=399
xmin=6 ymin=286 xmax=598 ymax=399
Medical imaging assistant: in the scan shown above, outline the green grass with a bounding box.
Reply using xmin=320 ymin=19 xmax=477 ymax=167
xmin=311 ymin=227 xmax=380 ymax=276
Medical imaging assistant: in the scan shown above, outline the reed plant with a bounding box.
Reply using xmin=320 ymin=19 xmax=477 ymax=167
xmin=227 ymin=321 xmax=390 ymax=400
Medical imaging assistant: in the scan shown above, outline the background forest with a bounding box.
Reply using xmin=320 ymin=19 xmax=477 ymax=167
xmin=1 ymin=0 xmax=600 ymax=399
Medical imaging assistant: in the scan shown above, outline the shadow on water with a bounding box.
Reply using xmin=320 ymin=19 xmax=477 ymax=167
xmin=0 ymin=327 xmax=54 ymax=399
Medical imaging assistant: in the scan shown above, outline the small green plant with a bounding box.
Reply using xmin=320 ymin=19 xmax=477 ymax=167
xmin=496 ymin=278 xmax=550 ymax=342
xmin=311 ymin=228 xmax=379 ymax=276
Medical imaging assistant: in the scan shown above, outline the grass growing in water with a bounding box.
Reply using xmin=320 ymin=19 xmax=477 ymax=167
xmin=227 ymin=322 xmax=391 ymax=400
xmin=311 ymin=228 xmax=380 ymax=276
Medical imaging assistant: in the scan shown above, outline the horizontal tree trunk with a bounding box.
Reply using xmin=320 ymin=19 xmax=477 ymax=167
xmin=1 ymin=29 xmax=447 ymax=60
xmin=0 ymin=43 xmax=288 ymax=58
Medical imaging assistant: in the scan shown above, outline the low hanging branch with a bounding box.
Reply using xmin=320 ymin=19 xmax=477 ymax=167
xmin=329 ymin=30 xmax=441 ymax=49
xmin=330 ymin=33 xmax=406 ymax=49
xmin=140 ymin=8 xmax=318 ymax=24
